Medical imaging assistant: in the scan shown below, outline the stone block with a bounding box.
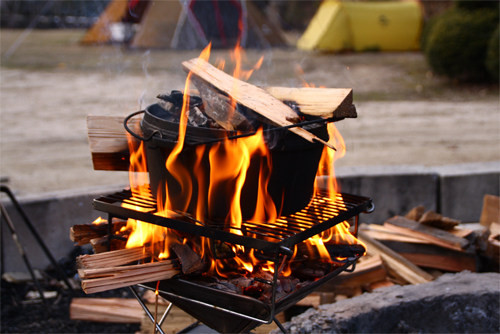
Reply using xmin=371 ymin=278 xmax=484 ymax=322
xmin=437 ymin=162 xmax=500 ymax=222
xmin=319 ymin=166 xmax=439 ymax=224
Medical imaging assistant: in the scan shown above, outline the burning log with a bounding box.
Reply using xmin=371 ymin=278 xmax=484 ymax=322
xmin=90 ymin=235 xmax=128 ymax=253
xmin=190 ymin=76 xmax=252 ymax=131
xmin=70 ymin=219 xmax=127 ymax=246
xmin=171 ymin=242 xmax=204 ymax=274
xmin=77 ymin=246 xmax=154 ymax=269
xmin=182 ymin=58 xmax=336 ymax=150
xmin=79 ymin=260 xmax=180 ymax=294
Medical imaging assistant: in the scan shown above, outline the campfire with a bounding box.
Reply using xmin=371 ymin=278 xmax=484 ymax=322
xmin=78 ymin=44 xmax=373 ymax=333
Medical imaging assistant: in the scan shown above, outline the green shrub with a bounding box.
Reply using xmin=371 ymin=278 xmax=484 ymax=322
xmin=455 ymin=0 xmax=499 ymax=11
xmin=485 ymin=26 xmax=499 ymax=82
xmin=425 ymin=8 xmax=498 ymax=80
xmin=420 ymin=16 xmax=439 ymax=53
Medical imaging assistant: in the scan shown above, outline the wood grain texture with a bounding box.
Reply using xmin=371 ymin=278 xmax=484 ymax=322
xmin=384 ymin=216 xmax=469 ymax=252
xmin=182 ymin=58 xmax=336 ymax=150
xmin=263 ymin=86 xmax=355 ymax=119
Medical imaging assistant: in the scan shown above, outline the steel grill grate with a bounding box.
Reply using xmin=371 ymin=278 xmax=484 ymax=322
xmin=93 ymin=187 xmax=373 ymax=254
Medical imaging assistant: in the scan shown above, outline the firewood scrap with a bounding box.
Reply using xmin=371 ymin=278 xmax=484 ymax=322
xmin=87 ymin=115 xmax=142 ymax=171
xmin=171 ymin=242 xmax=204 ymax=274
xmin=90 ymin=235 xmax=128 ymax=253
xmin=419 ymin=211 xmax=460 ymax=230
xmin=262 ymin=86 xmax=355 ymax=119
xmin=182 ymin=58 xmax=336 ymax=150
xmin=70 ymin=219 xmax=127 ymax=246
xmin=358 ymin=230 xmax=434 ymax=284
xmin=404 ymin=206 xmax=460 ymax=230
xmin=70 ymin=298 xmax=143 ymax=323
xmin=76 ymin=246 xmax=154 ymax=269
xmin=405 ymin=205 xmax=425 ymax=222
xmin=480 ymin=194 xmax=500 ymax=227
xmin=384 ymin=216 xmax=469 ymax=252
xmin=79 ymin=260 xmax=180 ymax=294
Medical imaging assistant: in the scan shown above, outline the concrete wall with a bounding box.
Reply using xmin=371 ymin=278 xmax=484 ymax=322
xmin=1 ymin=185 xmax=126 ymax=273
xmin=1 ymin=162 xmax=498 ymax=272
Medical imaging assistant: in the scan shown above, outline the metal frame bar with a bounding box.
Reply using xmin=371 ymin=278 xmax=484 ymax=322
xmin=0 ymin=185 xmax=75 ymax=294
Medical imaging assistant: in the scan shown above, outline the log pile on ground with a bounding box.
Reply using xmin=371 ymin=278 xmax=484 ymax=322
xmin=318 ymin=195 xmax=500 ymax=300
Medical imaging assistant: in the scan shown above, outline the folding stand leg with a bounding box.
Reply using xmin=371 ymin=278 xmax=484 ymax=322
xmin=274 ymin=316 xmax=289 ymax=334
xmin=0 ymin=201 xmax=48 ymax=307
xmin=0 ymin=186 xmax=75 ymax=294
xmin=129 ymin=285 xmax=166 ymax=334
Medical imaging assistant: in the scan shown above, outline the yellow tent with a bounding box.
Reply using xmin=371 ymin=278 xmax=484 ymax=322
xmin=298 ymin=0 xmax=423 ymax=52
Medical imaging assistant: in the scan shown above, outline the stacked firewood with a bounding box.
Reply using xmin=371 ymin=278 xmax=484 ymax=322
xmin=318 ymin=194 xmax=500 ymax=298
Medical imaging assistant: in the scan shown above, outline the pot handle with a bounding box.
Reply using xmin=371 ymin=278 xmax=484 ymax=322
xmin=124 ymin=110 xmax=162 ymax=142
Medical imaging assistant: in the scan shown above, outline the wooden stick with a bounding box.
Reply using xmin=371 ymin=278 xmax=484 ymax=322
xmin=182 ymin=58 xmax=336 ymax=150
xmin=80 ymin=260 xmax=180 ymax=294
xmin=384 ymin=216 xmax=469 ymax=252
xmin=358 ymin=230 xmax=434 ymax=284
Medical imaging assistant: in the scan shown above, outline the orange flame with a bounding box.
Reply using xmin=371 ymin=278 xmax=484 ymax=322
xmin=118 ymin=42 xmax=363 ymax=275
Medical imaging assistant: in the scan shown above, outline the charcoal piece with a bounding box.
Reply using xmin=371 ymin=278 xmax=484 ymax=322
xmin=157 ymin=90 xmax=203 ymax=109
xmin=231 ymin=277 xmax=253 ymax=289
xmin=326 ymin=244 xmax=366 ymax=259
xmin=280 ymin=278 xmax=292 ymax=293
xmin=187 ymin=106 xmax=208 ymax=127
xmin=218 ymin=280 xmax=238 ymax=292
xmin=190 ymin=76 xmax=252 ymax=131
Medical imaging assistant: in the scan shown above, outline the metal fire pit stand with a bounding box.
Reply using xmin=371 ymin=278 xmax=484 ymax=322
xmin=93 ymin=189 xmax=373 ymax=333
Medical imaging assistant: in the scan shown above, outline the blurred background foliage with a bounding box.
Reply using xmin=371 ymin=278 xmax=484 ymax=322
xmin=422 ymin=0 xmax=499 ymax=82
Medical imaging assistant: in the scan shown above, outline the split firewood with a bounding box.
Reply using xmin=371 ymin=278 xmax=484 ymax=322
xmin=190 ymin=76 xmax=252 ymax=131
xmin=79 ymin=260 xmax=180 ymax=294
xmin=262 ymin=86 xmax=355 ymax=119
xmin=361 ymin=224 xmax=476 ymax=272
xmin=358 ymin=230 xmax=434 ymax=284
xmin=419 ymin=211 xmax=460 ymax=230
xmin=77 ymin=246 xmax=154 ymax=269
xmin=404 ymin=205 xmax=425 ymax=222
xmin=90 ymin=235 xmax=128 ymax=254
xmin=70 ymin=298 xmax=143 ymax=323
xmin=70 ymin=219 xmax=127 ymax=246
xmin=171 ymin=242 xmax=204 ymax=274
xmin=87 ymin=115 xmax=142 ymax=171
xmin=182 ymin=58 xmax=336 ymax=150
xmin=384 ymin=216 xmax=469 ymax=252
